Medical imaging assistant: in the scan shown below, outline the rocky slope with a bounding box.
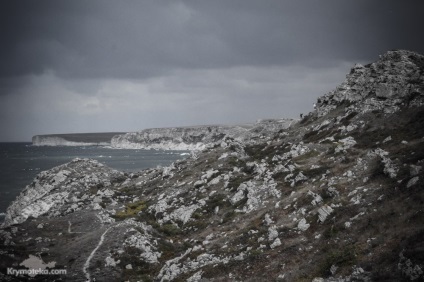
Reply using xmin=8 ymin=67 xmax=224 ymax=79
xmin=1 ymin=50 xmax=424 ymax=281
xmin=111 ymin=119 xmax=295 ymax=151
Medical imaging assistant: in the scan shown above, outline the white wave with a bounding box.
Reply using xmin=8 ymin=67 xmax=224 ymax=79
xmin=0 ymin=213 xmax=6 ymax=217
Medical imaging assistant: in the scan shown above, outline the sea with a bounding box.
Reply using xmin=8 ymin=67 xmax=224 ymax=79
xmin=0 ymin=143 xmax=188 ymax=223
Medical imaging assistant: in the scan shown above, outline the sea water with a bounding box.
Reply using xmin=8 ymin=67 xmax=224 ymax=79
xmin=0 ymin=143 xmax=188 ymax=221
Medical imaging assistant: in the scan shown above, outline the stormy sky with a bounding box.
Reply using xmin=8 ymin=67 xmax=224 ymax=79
xmin=1 ymin=1 xmax=423 ymax=141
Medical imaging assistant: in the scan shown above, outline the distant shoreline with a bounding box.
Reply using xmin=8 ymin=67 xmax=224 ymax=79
xmin=32 ymin=132 xmax=126 ymax=146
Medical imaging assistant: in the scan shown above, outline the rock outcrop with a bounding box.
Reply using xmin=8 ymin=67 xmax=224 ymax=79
xmin=3 ymin=158 xmax=124 ymax=227
xmin=1 ymin=50 xmax=424 ymax=281
xmin=315 ymin=49 xmax=424 ymax=117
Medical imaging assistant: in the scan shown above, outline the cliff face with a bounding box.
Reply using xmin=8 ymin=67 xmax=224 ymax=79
xmin=32 ymin=132 xmax=126 ymax=146
xmin=111 ymin=119 xmax=296 ymax=150
xmin=1 ymin=50 xmax=424 ymax=282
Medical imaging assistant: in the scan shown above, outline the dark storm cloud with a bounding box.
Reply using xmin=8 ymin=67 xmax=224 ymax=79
xmin=1 ymin=0 xmax=423 ymax=81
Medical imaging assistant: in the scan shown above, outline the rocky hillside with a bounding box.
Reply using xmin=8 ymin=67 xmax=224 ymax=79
xmin=111 ymin=119 xmax=295 ymax=151
xmin=1 ymin=50 xmax=423 ymax=281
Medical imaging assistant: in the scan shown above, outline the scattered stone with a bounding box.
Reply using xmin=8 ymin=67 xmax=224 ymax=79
xmin=407 ymin=176 xmax=419 ymax=188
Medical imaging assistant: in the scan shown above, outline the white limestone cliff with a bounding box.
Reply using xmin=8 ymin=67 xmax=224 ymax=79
xmin=111 ymin=119 xmax=295 ymax=150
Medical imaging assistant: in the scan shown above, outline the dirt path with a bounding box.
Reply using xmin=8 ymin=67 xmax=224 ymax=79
xmin=82 ymin=226 xmax=111 ymax=281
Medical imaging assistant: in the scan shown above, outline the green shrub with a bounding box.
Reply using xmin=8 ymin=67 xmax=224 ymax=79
xmin=114 ymin=200 xmax=147 ymax=219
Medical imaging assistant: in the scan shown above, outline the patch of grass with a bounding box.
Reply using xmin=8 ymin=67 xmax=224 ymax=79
xmin=205 ymin=193 xmax=230 ymax=213
xmin=117 ymin=185 xmax=139 ymax=196
xmin=317 ymin=245 xmax=357 ymax=277
xmin=325 ymin=145 xmax=336 ymax=156
xmin=340 ymin=111 xmax=358 ymax=126
xmin=303 ymin=128 xmax=338 ymax=143
xmin=114 ymin=200 xmax=148 ymax=219
xmin=354 ymin=106 xmax=424 ymax=149
xmin=89 ymin=185 xmax=100 ymax=195
xmin=227 ymin=156 xmax=240 ymax=167
xmin=191 ymin=211 xmax=203 ymax=220
xmin=367 ymin=159 xmax=396 ymax=188
xmin=322 ymin=224 xmax=344 ymax=240
xmin=111 ymin=174 xmax=128 ymax=184
xmin=201 ymin=260 xmax=242 ymax=279
xmin=182 ymin=194 xmax=232 ymax=232
xmin=157 ymin=239 xmax=192 ymax=262
xmin=303 ymin=165 xmax=329 ymax=179
xmin=159 ymin=223 xmax=182 ymax=236
xmin=184 ymin=220 xmax=209 ymax=232
xmin=293 ymin=150 xmax=320 ymax=164
xmin=222 ymin=210 xmax=236 ymax=223
xmin=272 ymin=170 xmax=291 ymax=181
xmin=352 ymin=127 xmax=388 ymax=149
xmin=245 ymin=144 xmax=273 ymax=161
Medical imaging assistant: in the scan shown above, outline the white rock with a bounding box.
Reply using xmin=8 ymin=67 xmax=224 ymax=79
xmin=105 ymin=255 xmax=120 ymax=267
xmin=297 ymin=218 xmax=310 ymax=231
xmin=270 ymin=238 xmax=282 ymax=249
xmin=268 ymin=226 xmax=279 ymax=241
xmin=264 ymin=213 xmax=274 ymax=225
xmin=317 ymin=205 xmax=333 ymax=223
xmin=218 ymin=153 xmax=228 ymax=160
xmin=335 ymin=137 xmax=357 ymax=153
xmin=208 ymin=175 xmax=221 ymax=186
xmin=308 ymin=190 xmax=323 ymax=206
xmin=187 ymin=270 xmax=204 ymax=282
xmin=383 ymin=136 xmax=392 ymax=143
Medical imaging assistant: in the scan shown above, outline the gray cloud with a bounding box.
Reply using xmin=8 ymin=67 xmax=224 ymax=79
xmin=2 ymin=0 xmax=423 ymax=80
xmin=1 ymin=0 xmax=424 ymax=141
